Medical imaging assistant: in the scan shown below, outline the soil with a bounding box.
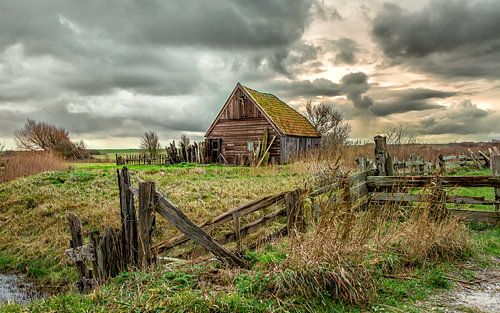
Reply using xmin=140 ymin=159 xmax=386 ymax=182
xmin=419 ymin=267 xmax=499 ymax=313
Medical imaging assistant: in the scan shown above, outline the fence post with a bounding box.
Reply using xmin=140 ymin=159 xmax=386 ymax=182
xmin=438 ymin=154 xmax=445 ymax=174
xmin=492 ymin=155 xmax=500 ymax=212
xmin=285 ymin=190 xmax=305 ymax=235
xmin=138 ymin=181 xmax=156 ymax=268
xmin=67 ymin=213 xmax=90 ymax=292
xmin=117 ymin=167 xmax=138 ymax=268
xmin=374 ymin=136 xmax=394 ymax=176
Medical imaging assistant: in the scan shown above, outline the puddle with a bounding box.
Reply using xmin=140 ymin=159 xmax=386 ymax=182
xmin=0 ymin=273 xmax=47 ymax=305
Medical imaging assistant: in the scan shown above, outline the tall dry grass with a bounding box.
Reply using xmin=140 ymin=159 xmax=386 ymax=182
xmin=0 ymin=151 xmax=66 ymax=183
xmin=273 ymin=174 xmax=474 ymax=306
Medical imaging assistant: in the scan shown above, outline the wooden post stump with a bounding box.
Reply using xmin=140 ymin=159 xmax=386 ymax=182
xmin=138 ymin=181 xmax=156 ymax=268
xmin=67 ymin=213 xmax=93 ymax=292
xmin=117 ymin=167 xmax=138 ymax=268
xmin=374 ymin=136 xmax=393 ymax=176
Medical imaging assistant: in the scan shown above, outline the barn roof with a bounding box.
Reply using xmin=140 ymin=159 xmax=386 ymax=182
xmin=241 ymin=84 xmax=321 ymax=137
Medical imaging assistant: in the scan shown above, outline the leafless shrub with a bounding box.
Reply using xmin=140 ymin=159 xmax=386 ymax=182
xmin=15 ymin=119 xmax=88 ymax=159
xmin=381 ymin=125 xmax=421 ymax=159
xmin=306 ymin=100 xmax=351 ymax=149
xmin=140 ymin=131 xmax=161 ymax=157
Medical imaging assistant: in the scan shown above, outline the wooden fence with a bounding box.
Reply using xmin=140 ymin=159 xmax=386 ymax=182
xmin=364 ymin=136 xmax=500 ymax=223
xmin=116 ymin=140 xmax=206 ymax=165
xmin=357 ymin=138 xmax=497 ymax=176
xmin=66 ymin=137 xmax=499 ymax=292
xmin=66 ymin=167 xmax=308 ymax=290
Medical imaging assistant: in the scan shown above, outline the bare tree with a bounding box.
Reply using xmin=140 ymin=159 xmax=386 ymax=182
xmin=0 ymin=142 xmax=4 ymax=152
xmin=15 ymin=119 xmax=88 ymax=159
xmin=382 ymin=125 xmax=420 ymax=158
xmin=306 ymin=101 xmax=351 ymax=148
xmin=140 ymin=131 xmax=161 ymax=157
xmin=383 ymin=125 xmax=418 ymax=146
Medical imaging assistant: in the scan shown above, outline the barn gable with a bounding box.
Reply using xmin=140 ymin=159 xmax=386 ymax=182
xmin=206 ymin=83 xmax=320 ymax=138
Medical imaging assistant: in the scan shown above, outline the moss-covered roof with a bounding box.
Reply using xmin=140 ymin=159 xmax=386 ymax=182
xmin=242 ymin=85 xmax=320 ymax=137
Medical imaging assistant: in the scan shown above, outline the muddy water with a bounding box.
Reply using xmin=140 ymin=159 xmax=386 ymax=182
xmin=0 ymin=274 xmax=46 ymax=305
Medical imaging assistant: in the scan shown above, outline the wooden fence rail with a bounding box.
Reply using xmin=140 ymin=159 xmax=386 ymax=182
xmin=363 ymin=135 xmax=500 ymax=224
xmin=367 ymin=176 xmax=500 ymax=188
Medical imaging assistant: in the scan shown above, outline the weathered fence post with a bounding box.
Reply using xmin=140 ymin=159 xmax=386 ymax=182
xmin=285 ymin=190 xmax=305 ymax=235
xmin=117 ymin=167 xmax=138 ymax=268
xmin=138 ymin=181 xmax=156 ymax=268
xmin=438 ymin=154 xmax=445 ymax=174
xmin=67 ymin=213 xmax=91 ymax=292
xmin=374 ymin=136 xmax=394 ymax=176
xmin=492 ymin=155 xmax=500 ymax=212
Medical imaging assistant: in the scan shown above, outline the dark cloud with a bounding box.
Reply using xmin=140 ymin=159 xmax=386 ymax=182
xmin=270 ymin=78 xmax=341 ymax=97
xmin=369 ymin=88 xmax=455 ymax=116
xmin=329 ymin=38 xmax=359 ymax=65
xmin=0 ymin=0 xmax=314 ymax=52
xmin=267 ymin=72 xmax=374 ymax=110
xmin=372 ymin=1 xmax=500 ymax=78
xmin=313 ymin=1 xmax=343 ymax=21
xmin=416 ymin=100 xmax=499 ymax=135
xmin=340 ymin=72 xmax=373 ymax=109
xmin=267 ymin=41 xmax=324 ymax=77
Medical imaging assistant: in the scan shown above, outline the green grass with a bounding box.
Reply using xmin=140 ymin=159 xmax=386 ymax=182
xmin=0 ymin=164 xmax=305 ymax=287
xmin=407 ymin=166 xmax=496 ymax=211
xmin=90 ymin=148 xmax=142 ymax=160
xmin=4 ymin=228 xmax=497 ymax=313
xmin=1 ymin=165 xmax=498 ymax=312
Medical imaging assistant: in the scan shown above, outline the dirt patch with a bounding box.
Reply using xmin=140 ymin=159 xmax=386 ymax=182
xmin=420 ymin=268 xmax=499 ymax=313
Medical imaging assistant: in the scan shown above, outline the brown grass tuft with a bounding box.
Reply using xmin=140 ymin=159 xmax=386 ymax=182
xmin=274 ymin=174 xmax=474 ymax=306
xmin=0 ymin=151 xmax=66 ymax=183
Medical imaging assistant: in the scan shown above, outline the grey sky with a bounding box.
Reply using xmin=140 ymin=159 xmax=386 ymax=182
xmin=0 ymin=0 xmax=499 ymax=148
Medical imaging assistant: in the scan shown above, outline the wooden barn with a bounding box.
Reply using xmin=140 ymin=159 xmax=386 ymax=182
xmin=205 ymin=83 xmax=321 ymax=164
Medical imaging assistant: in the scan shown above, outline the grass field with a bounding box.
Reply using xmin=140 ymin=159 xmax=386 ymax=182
xmin=90 ymin=149 xmax=142 ymax=160
xmin=0 ymin=163 xmax=498 ymax=312
xmin=0 ymin=163 xmax=306 ymax=288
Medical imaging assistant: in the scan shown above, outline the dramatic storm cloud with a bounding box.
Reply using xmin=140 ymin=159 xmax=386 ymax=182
xmin=0 ymin=0 xmax=499 ymax=147
xmin=372 ymin=0 xmax=500 ymax=78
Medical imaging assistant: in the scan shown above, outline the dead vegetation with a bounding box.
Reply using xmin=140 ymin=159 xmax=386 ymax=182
xmin=0 ymin=151 xmax=66 ymax=183
xmin=270 ymin=171 xmax=475 ymax=306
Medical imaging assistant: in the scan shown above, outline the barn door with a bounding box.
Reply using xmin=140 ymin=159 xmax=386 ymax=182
xmin=209 ymin=138 xmax=222 ymax=163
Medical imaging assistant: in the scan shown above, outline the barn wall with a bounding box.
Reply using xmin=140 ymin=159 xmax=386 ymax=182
xmin=280 ymin=136 xmax=321 ymax=163
xmin=207 ymin=86 xmax=281 ymax=164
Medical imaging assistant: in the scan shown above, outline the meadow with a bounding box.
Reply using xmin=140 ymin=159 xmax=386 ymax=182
xmin=0 ymin=163 xmax=306 ymax=288
xmin=0 ymin=158 xmax=498 ymax=312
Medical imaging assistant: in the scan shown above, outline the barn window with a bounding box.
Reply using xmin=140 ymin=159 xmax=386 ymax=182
xmin=247 ymin=141 xmax=254 ymax=151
